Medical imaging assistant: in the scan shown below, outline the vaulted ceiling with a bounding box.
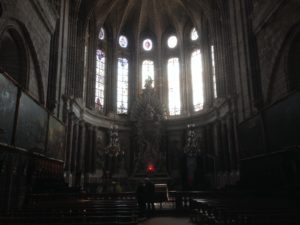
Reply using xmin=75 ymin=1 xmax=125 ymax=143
xmin=78 ymin=0 xmax=222 ymax=42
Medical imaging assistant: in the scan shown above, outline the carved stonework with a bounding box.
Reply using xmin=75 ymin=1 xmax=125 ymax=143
xmin=130 ymin=83 xmax=167 ymax=176
xmin=184 ymin=124 xmax=202 ymax=156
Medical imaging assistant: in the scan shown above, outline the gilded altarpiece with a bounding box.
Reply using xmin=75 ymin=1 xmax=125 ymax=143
xmin=130 ymin=84 xmax=167 ymax=177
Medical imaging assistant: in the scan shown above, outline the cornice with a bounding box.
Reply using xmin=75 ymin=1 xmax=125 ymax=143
xmin=67 ymin=97 xmax=232 ymax=131
xmin=69 ymin=98 xmax=130 ymax=130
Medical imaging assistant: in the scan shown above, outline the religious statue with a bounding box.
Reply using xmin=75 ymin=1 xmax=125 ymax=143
xmin=144 ymin=76 xmax=153 ymax=89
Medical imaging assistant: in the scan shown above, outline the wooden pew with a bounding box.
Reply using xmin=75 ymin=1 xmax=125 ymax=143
xmin=190 ymin=196 xmax=300 ymax=225
xmin=0 ymin=194 xmax=139 ymax=225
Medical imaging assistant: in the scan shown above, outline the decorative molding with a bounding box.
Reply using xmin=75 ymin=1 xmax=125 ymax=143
xmin=64 ymin=96 xmax=130 ymax=130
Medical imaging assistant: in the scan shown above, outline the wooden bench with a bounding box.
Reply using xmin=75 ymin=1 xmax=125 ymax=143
xmin=0 ymin=196 xmax=139 ymax=225
xmin=190 ymin=196 xmax=300 ymax=225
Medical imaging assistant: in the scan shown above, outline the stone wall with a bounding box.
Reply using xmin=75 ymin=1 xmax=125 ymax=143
xmin=0 ymin=0 xmax=58 ymax=104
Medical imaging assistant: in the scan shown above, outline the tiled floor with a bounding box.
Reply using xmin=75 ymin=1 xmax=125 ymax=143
xmin=138 ymin=217 xmax=194 ymax=225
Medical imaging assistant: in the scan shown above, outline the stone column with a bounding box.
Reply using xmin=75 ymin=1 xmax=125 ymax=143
xmin=226 ymin=114 xmax=238 ymax=171
xmin=79 ymin=120 xmax=86 ymax=189
xmin=65 ymin=112 xmax=74 ymax=185
xmin=220 ymin=120 xmax=230 ymax=172
xmin=201 ymin=20 xmax=214 ymax=108
xmin=56 ymin=0 xmax=70 ymax=120
xmin=70 ymin=119 xmax=79 ymax=186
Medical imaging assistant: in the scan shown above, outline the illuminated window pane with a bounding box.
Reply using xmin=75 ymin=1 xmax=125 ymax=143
xmin=167 ymin=36 xmax=177 ymax=48
xmin=119 ymin=35 xmax=128 ymax=48
xmin=168 ymin=58 xmax=181 ymax=115
xmin=191 ymin=28 xmax=199 ymax=41
xmin=211 ymin=45 xmax=217 ymax=98
xmin=95 ymin=49 xmax=105 ymax=111
xmin=142 ymin=60 xmax=154 ymax=89
xmin=191 ymin=49 xmax=204 ymax=111
xmin=143 ymin=39 xmax=153 ymax=51
xmin=99 ymin=27 xmax=105 ymax=40
xmin=117 ymin=58 xmax=128 ymax=113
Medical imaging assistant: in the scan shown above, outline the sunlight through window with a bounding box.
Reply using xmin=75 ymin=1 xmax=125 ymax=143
xmin=168 ymin=58 xmax=181 ymax=115
xmin=191 ymin=49 xmax=204 ymax=111
xmin=95 ymin=49 xmax=105 ymax=111
xmin=168 ymin=36 xmax=177 ymax=48
xmin=117 ymin=58 xmax=128 ymax=113
xmin=211 ymin=45 xmax=217 ymax=98
xmin=142 ymin=60 xmax=154 ymax=89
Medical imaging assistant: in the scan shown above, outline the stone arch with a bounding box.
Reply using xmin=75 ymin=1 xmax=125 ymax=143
xmin=0 ymin=26 xmax=28 ymax=87
xmin=267 ymin=23 xmax=300 ymax=102
xmin=0 ymin=20 xmax=45 ymax=104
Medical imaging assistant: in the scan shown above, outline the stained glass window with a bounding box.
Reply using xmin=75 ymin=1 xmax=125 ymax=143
xmin=142 ymin=60 xmax=154 ymax=89
xmin=117 ymin=58 xmax=128 ymax=113
xmin=168 ymin=58 xmax=181 ymax=115
xmin=119 ymin=35 xmax=128 ymax=48
xmin=95 ymin=49 xmax=105 ymax=111
xmin=143 ymin=39 xmax=153 ymax=51
xmin=191 ymin=28 xmax=199 ymax=41
xmin=167 ymin=36 xmax=177 ymax=48
xmin=191 ymin=49 xmax=204 ymax=111
xmin=211 ymin=45 xmax=217 ymax=98
xmin=99 ymin=27 xmax=105 ymax=40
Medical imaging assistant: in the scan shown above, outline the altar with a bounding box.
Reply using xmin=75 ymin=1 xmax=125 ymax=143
xmin=130 ymin=77 xmax=168 ymax=178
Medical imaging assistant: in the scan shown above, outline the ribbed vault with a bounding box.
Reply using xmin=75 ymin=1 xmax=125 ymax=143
xmin=78 ymin=0 xmax=221 ymax=41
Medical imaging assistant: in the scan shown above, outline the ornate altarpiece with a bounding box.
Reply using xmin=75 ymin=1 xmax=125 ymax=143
xmin=130 ymin=79 xmax=168 ymax=177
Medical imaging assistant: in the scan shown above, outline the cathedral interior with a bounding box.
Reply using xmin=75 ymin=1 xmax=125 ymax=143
xmin=0 ymin=0 xmax=300 ymax=224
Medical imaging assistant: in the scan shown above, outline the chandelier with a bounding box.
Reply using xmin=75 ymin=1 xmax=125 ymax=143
xmin=183 ymin=123 xmax=200 ymax=156
xmin=104 ymin=124 xmax=124 ymax=157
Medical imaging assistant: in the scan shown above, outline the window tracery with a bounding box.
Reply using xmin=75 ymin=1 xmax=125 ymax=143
xmin=142 ymin=60 xmax=154 ymax=89
xmin=168 ymin=57 xmax=181 ymax=115
xmin=117 ymin=57 xmax=129 ymax=114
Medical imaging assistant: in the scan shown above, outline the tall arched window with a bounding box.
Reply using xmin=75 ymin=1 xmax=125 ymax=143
xmin=168 ymin=58 xmax=181 ymax=115
xmin=117 ymin=57 xmax=128 ymax=113
xmin=98 ymin=27 xmax=105 ymax=40
xmin=95 ymin=49 xmax=105 ymax=110
xmin=191 ymin=28 xmax=199 ymax=41
xmin=191 ymin=49 xmax=204 ymax=111
xmin=211 ymin=45 xmax=217 ymax=98
xmin=142 ymin=60 xmax=154 ymax=89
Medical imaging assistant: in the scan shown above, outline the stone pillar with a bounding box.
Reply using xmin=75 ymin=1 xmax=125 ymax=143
xmin=85 ymin=18 xmax=97 ymax=109
xmin=91 ymin=126 xmax=97 ymax=173
xmin=213 ymin=21 xmax=227 ymax=99
xmin=179 ymin=38 xmax=188 ymax=116
xmin=65 ymin=112 xmax=74 ymax=185
xmin=201 ymin=20 xmax=214 ymax=108
xmin=79 ymin=120 xmax=86 ymax=189
xmin=70 ymin=119 xmax=79 ymax=186
xmin=183 ymin=44 xmax=194 ymax=115
xmin=226 ymin=114 xmax=238 ymax=171
xmin=221 ymin=120 xmax=230 ymax=172
xmin=56 ymin=0 xmax=70 ymax=120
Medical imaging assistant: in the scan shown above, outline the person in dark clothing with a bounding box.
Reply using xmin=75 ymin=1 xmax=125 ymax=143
xmin=136 ymin=181 xmax=146 ymax=216
xmin=144 ymin=178 xmax=155 ymax=213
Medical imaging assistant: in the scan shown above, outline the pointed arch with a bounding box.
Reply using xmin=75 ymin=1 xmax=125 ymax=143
xmin=0 ymin=20 xmax=45 ymax=104
xmin=267 ymin=23 xmax=300 ymax=102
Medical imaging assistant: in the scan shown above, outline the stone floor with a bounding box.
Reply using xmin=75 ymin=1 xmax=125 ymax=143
xmin=138 ymin=217 xmax=194 ymax=225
